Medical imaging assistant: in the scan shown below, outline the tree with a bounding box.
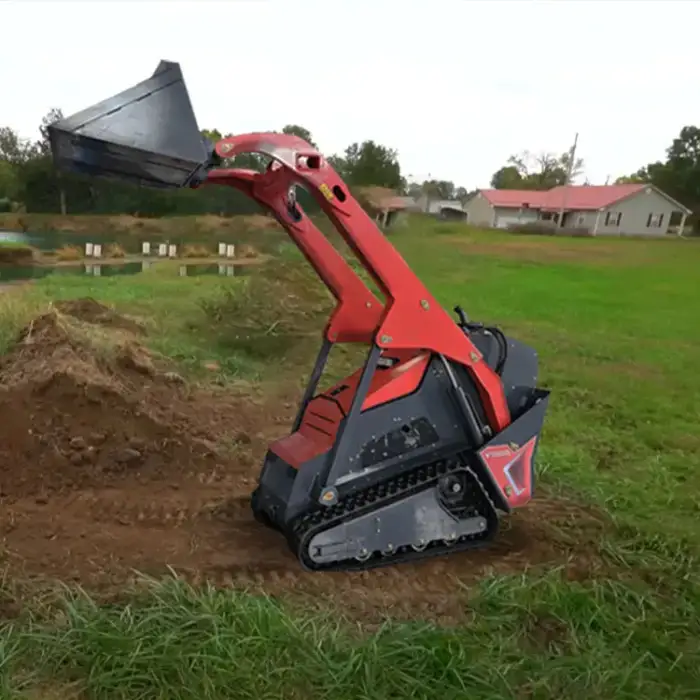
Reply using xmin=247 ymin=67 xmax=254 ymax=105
xmin=11 ymin=108 xmax=70 ymax=214
xmin=402 ymin=180 xmax=471 ymax=203
xmin=0 ymin=125 xmax=36 ymax=203
xmin=662 ymin=126 xmax=700 ymax=211
xmin=201 ymin=128 xmax=223 ymax=144
xmin=615 ymin=166 xmax=660 ymax=185
xmin=490 ymin=165 xmax=524 ymax=189
xmin=0 ymin=158 xmax=20 ymax=201
xmin=421 ymin=179 xmax=456 ymax=200
xmin=0 ymin=126 xmax=36 ymax=164
xmin=35 ymin=108 xmax=67 ymax=213
xmin=668 ymin=125 xmax=700 ymax=164
xmin=406 ymin=181 xmax=423 ymax=199
xmin=490 ymin=150 xmax=585 ymax=190
xmin=37 ymin=108 xmax=64 ymax=155
xmin=201 ymin=128 xmax=267 ymax=172
xmin=454 ymin=186 xmax=470 ymax=201
xmin=617 ymin=127 xmax=700 ymax=198
xmin=281 ymin=124 xmax=317 ymax=149
xmin=330 ymin=140 xmax=403 ymax=190
xmin=616 ymin=126 xmax=700 ymax=231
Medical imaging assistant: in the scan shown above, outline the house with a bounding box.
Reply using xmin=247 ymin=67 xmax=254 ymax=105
xmin=415 ymin=195 xmax=468 ymax=221
xmin=357 ymin=187 xmax=419 ymax=228
xmin=463 ymin=184 xmax=691 ymax=236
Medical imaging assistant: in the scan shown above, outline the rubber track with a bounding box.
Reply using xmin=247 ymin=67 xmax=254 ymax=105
xmin=288 ymin=455 xmax=500 ymax=572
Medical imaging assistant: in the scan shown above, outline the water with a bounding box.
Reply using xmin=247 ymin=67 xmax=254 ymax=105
xmin=0 ymin=227 xmax=252 ymax=253
xmin=0 ymin=229 xmax=254 ymax=284
xmin=0 ymin=261 xmax=251 ymax=283
xmin=176 ymin=263 xmax=242 ymax=277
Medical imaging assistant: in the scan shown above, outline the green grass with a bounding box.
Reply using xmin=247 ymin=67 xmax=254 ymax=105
xmin=1 ymin=572 xmax=698 ymax=700
xmin=0 ymin=218 xmax=699 ymax=698
xmin=421 ymin=237 xmax=700 ymax=539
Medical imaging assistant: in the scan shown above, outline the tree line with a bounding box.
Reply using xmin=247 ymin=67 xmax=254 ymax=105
xmin=489 ymin=126 xmax=699 ymax=229
xmin=614 ymin=126 xmax=700 ymax=226
xmin=0 ymin=110 xmax=472 ymax=217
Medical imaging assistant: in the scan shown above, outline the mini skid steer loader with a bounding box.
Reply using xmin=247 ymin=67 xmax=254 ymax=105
xmin=48 ymin=61 xmax=550 ymax=572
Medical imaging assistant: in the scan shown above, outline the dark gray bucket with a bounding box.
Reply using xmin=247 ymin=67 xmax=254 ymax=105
xmin=48 ymin=60 xmax=213 ymax=189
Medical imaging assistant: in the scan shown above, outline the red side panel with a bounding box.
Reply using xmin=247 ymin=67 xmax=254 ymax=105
xmin=269 ymin=351 xmax=430 ymax=469
xmin=363 ymin=352 xmax=430 ymax=410
xmin=478 ymin=436 xmax=537 ymax=508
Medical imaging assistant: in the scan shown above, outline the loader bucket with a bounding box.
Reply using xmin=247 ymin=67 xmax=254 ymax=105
xmin=47 ymin=60 xmax=212 ymax=189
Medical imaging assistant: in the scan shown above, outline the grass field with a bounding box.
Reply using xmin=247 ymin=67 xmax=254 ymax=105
xmin=0 ymin=217 xmax=699 ymax=699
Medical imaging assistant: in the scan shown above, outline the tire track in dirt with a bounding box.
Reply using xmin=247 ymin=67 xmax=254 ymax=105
xmin=0 ymin=479 xmax=608 ymax=624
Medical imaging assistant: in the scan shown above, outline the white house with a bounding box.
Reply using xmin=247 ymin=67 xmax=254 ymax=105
xmin=463 ymin=184 xmax=691 ymax=236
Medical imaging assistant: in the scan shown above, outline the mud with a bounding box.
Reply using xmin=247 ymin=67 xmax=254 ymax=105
xmin=0 ymin=300 xmax=610 ymax=623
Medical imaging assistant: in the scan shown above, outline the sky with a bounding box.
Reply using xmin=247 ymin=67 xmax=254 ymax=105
xmin=2 ymin=0 xmax=697 ymax=190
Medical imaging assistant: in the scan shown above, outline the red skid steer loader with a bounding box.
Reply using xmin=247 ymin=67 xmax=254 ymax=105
xmin=48 ymin=61 xmax=550 ymax=572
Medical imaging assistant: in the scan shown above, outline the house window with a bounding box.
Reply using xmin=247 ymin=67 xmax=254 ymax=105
xmin=576 ymin=215 xmax=585 ymax=225
xmin=647 ymin=213 xmax=664 ymax=228
xmin=605 ymin=212 xmax=622 ymax=226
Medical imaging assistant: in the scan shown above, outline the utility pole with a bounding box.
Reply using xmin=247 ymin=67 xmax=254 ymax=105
xmin=557 ymin=132 xmax=578 ymax=228
xmin=423 ymin=172 xmax=432 ymax=214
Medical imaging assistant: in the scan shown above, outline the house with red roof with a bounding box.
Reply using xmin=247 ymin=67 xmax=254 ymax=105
xmin=463 ymin=184 xmax=691 ymax=236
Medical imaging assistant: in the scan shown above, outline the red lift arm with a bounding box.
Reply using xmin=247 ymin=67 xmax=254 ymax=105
xmin=200 ymin=133 xmax=511 ymax=434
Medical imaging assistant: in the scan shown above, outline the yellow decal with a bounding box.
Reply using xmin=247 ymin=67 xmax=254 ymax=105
xmin=319 ymin=183 xmax=335 ymax=201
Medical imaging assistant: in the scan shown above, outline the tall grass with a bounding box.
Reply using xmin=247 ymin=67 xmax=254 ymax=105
xmin=0 ymin=570 xmax=695 ymax=700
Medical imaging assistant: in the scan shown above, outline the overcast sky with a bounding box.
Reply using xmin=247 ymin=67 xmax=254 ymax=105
xmin=3 ymin=0 xmax=696 ymax=190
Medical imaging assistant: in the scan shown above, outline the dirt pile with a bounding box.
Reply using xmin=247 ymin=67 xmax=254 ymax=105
xmin=0 ymin=299 xmax=612 ymax=623
xmin=0 ymin=244 xmax=36 ymax=266
xmin=0 ymin=300 xmax=215 ymax=499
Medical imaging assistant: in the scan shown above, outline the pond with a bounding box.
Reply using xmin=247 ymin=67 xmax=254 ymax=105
xmin=0 ymin=226 xmax=256 ymax=253
xmin=2 ymin=228 xmax=133 ymax=252
xmin=0 ymin=261 xmax=252 ymax=283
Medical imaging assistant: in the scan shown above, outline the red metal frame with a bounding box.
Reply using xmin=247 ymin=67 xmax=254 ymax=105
xmin=198 ymin=132 xmax=511 ymax=433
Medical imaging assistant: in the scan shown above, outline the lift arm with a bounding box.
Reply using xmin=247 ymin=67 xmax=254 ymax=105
xmin=200 ymin=132 xmax=511 ymax=432
xmin=203 ymin=164 xmax=382 ymax=344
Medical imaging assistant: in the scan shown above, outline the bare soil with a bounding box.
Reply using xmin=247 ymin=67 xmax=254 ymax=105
xmin=0 ymin=300 xmax=611 ymax=623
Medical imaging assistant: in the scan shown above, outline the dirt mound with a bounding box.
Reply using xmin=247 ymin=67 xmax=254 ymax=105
xmin=0 ymin=300 xmax=612 ymax=623
xmin=0 ymin=305 xmax=216 ymax=499
xmin=54 ymin=298 xmax=145 ymax=334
